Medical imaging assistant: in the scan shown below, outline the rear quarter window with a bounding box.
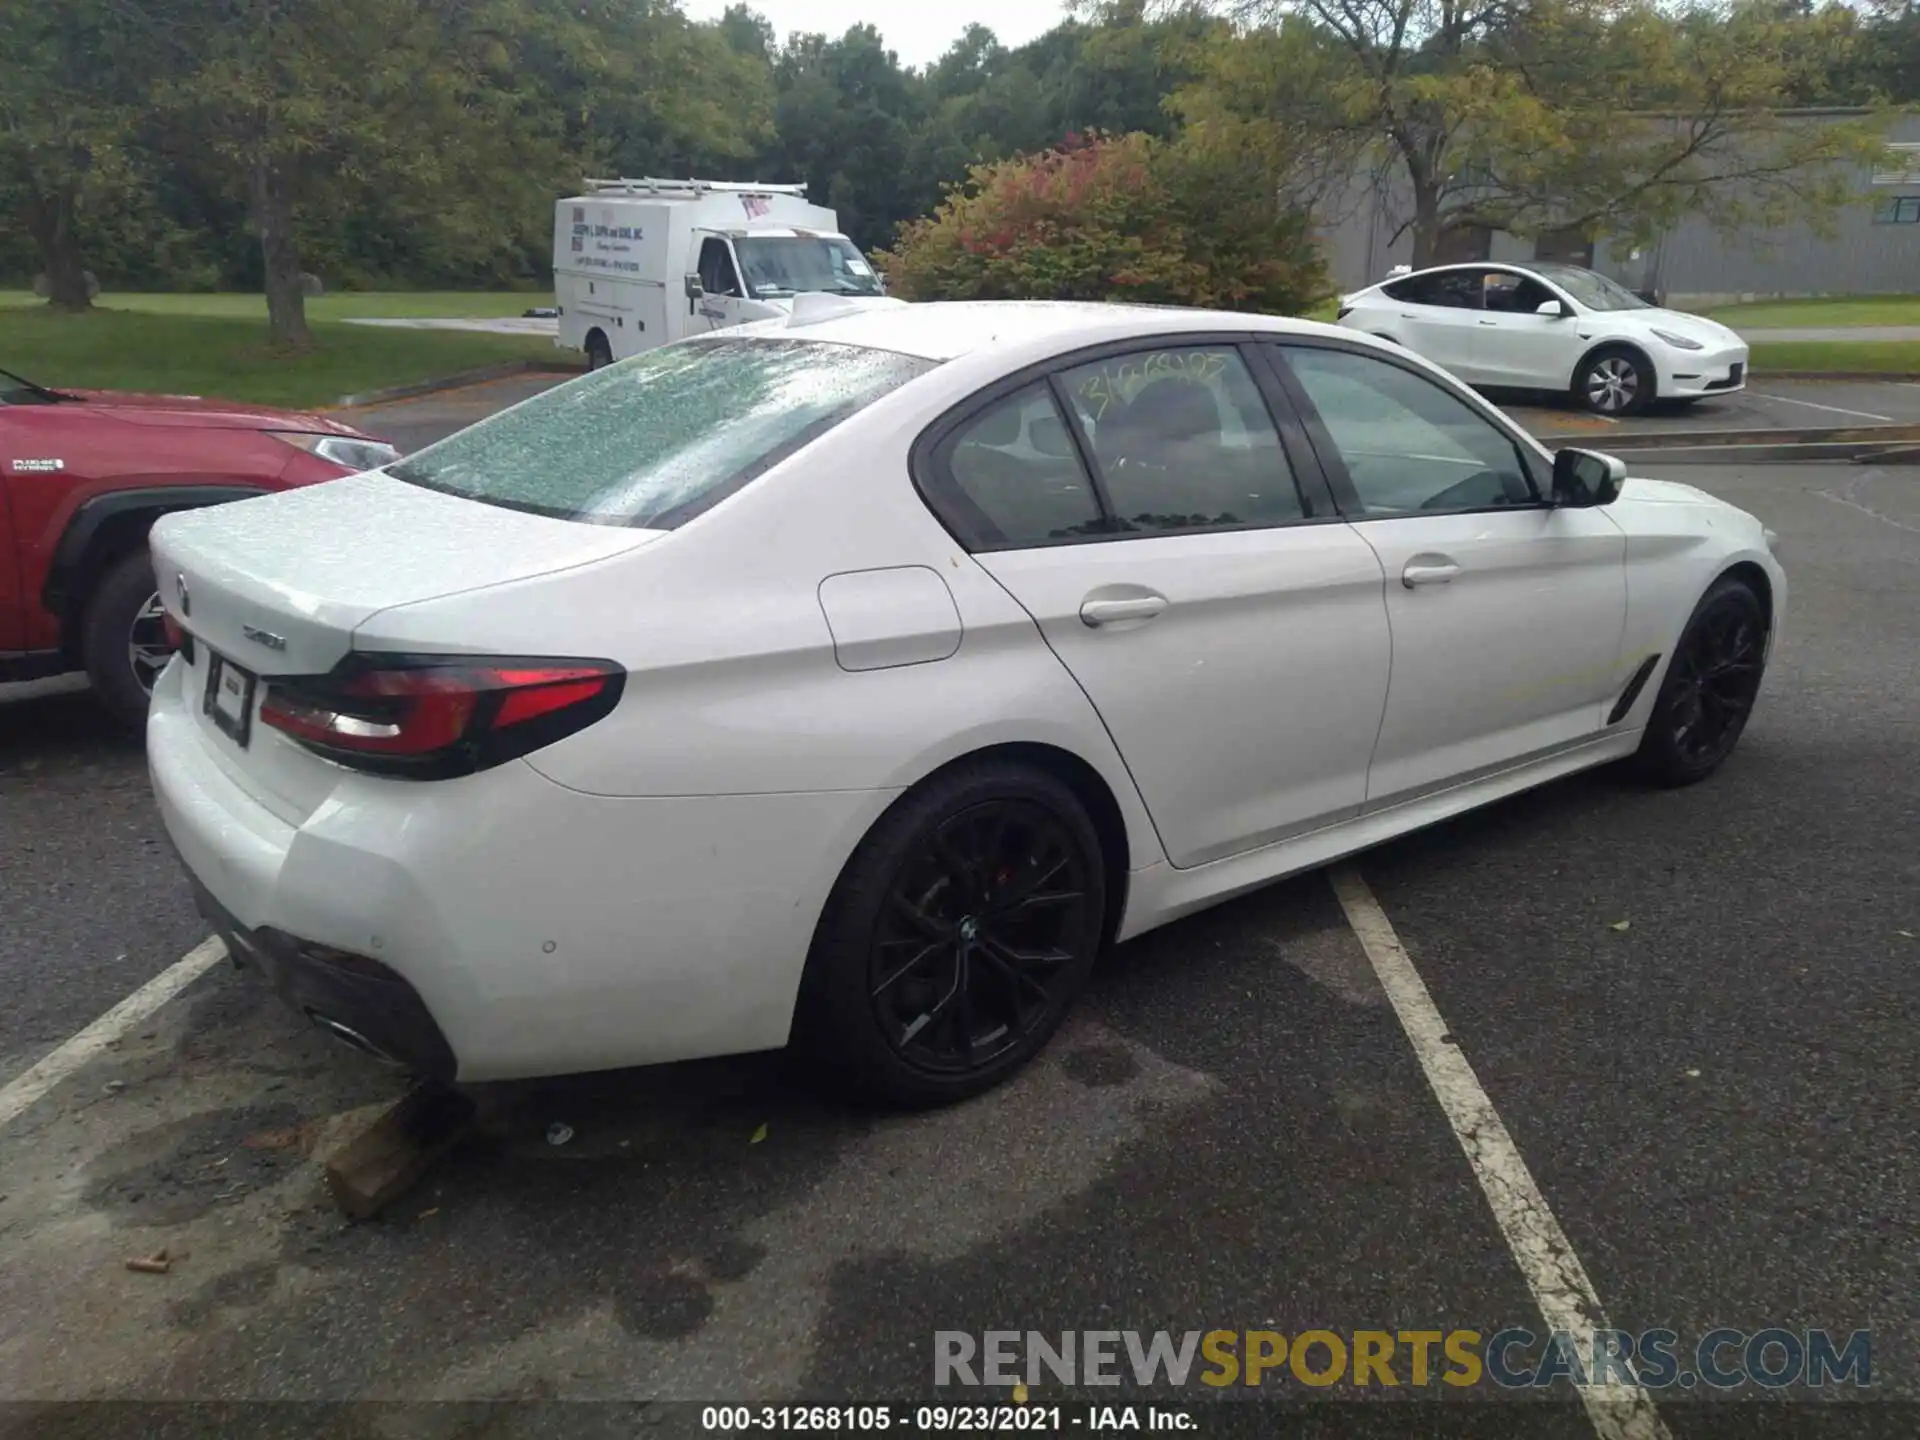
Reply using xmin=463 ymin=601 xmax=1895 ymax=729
xmin=390 ymin=338 xmax=936 ymax=528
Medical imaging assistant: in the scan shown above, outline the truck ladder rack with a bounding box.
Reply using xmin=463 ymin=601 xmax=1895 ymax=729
xmin=580 ymin=177 xmax=810 ymax=198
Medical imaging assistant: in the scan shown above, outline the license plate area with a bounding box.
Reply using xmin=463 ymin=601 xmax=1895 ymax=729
xmin=203 ymin=650 xmax=258 ymax=748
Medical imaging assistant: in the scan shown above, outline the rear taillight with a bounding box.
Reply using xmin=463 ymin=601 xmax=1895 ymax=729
xmin=162 ymin=611 xmax=195 ymax=664
xmin=260 ymin=654 xmax=624 ymax=779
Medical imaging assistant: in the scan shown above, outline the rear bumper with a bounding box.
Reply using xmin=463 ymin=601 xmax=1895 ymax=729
xmin=146 ymin=658 xmax=898 ymax=1082
xmin=189 ymin=873 xmax=457 ymax=1078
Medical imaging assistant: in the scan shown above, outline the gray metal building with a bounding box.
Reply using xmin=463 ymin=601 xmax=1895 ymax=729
xmin=1315 ymin=110 xmax=1920 ymax=305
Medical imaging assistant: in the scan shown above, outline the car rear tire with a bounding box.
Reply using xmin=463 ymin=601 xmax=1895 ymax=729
xmin=1633 ymin=576 xmax=1767 ymax=787
xmin=1575 ymin=346 xmax=1654 ymax=416
xmin=82 ymin=551 xmax=173 ymax=734
xmin=585 ymin=331 xmax=613 ymax=370
xmin=793 ymin=760 xmax=1107 ymax=1109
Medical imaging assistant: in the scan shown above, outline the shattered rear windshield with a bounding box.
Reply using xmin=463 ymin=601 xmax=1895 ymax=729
xmin=390 ymin=338 xmax=936 ymax=528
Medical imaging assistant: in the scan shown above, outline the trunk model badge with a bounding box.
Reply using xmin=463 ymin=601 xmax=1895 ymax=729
xmin=176 ymin=573 xmax=190 ymax=617
xmin=242 ymin=624 xmax=287 ymax=652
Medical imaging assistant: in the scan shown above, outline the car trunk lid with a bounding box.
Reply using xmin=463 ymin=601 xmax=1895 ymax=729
xmin=149 ymin=470 xmax=663 ymax=824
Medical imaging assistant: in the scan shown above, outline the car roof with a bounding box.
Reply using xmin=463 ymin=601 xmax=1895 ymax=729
xmin=761 ymin=300 xmax=1347 ymax=362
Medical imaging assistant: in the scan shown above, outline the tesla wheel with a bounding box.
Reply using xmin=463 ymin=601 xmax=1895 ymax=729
xmin=1576 ymin=346 xmax=1654 ymax=416
xmin=585 ymin=331 xmax=613 ymax=370
xmin=82 ymin=551 xmax=173 ymax=734
xmin=1634 ymin=576 xmax=1767 ymax=787
xmin=795 ymin=761 xmax=1107 ymax=1109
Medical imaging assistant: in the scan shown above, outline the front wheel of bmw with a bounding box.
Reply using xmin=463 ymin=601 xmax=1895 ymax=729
xmin=1634 ymin=576 xmax=1768 ymax=786
xmin=794 ymin=761 xmax=1107 ymax=1109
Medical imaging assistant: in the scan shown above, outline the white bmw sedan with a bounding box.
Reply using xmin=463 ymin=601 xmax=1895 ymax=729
xmin=147 ymin=299 xmax=1783 ymax=1107
xmin=1337 ymin=262 xmax=1749 ymax=416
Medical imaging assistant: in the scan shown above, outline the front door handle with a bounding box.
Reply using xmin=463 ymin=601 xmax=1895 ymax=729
xmin=1478 ymin=319 xmax=1499 ymax=326
xmin=1402 ymin=558 xmax=1461 ymax=588
xmin=1080 ymin=595 xmax=1168 ymax=627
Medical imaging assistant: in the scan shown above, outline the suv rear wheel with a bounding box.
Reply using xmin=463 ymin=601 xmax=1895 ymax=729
xmin=82 ymin=551 xmax=173 ymax=733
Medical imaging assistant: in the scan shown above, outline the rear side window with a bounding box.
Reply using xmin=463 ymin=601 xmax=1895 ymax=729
xmin=1387 ymin=272 xmax=1482 ymax=309
xmin=390 ymin=338 xmax=935 ymax=528
xmin=938 ymin=384 xmax=1107 ymax=547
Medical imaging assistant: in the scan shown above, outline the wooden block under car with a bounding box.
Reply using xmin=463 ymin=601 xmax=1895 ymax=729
xmin=322 ymin=1084 xmax=476 ymax=1221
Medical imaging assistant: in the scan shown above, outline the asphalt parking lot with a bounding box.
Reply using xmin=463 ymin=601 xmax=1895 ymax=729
xmin=2 ymin=377 xmax=1916 ymax=1437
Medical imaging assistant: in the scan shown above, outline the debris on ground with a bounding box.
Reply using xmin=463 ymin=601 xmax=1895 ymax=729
xmin=545 ymin=1122 xmax=574 ymax=1147
xmin=750 ymin=1123 xmax=769 ymax=1145
xmin=1610 ymin=920 xmax=1632 ymax=932
xmin=124 ymin=1248 xmax=172 ymax=1275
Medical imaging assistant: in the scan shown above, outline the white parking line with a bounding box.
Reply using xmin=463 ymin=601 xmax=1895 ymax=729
xmin=1749 ymin=391 xmax=1894 ymax=423
xmin=0 ymin=936 xmax=225 ymax=1133
xmin=1330 ymin=868 xmax=1670 ymax=1440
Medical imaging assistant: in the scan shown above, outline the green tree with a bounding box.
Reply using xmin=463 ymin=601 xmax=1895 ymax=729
xmin=762 ymin=26 xmax=923 ymax=251
xmin=876 ymin=130 xmax=1324 ymax=311
xmin=1186 ymin=0 xmax=1891 ymax=266
xmin=0 ymin=0 xmax=152 ymax=309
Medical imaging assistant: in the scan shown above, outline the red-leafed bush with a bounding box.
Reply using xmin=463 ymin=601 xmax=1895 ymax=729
xmin=875 ymin=131 xmax=1324 ymax=314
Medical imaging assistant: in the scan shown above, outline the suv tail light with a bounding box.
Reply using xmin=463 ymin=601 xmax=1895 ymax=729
xmin=260 ymin=654 xmax=624 ymax=779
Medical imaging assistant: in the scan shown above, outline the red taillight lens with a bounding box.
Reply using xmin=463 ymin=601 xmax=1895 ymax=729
xmin=260 ymin=655 xmax=623 ymax=779
xmin=162 ymin=611 xmax=185 ymax=649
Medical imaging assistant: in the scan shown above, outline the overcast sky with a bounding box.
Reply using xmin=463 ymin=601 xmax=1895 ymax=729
xmin=682 ymin=0 xmax=1077 ymax=69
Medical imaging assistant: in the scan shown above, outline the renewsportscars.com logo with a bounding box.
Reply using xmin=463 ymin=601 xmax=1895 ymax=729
xmin=934 ymin=1328 xmax=1873 ymax=1390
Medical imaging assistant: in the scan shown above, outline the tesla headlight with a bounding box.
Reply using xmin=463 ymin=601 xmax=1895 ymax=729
xmin=270 ymin=431 xmax=401 ymax=472
xmin=1650 ymin=328 xmax=1704 ymax=351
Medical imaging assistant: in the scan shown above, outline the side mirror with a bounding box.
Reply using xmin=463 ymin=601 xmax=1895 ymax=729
xmin=1536 ymin=299 xmax=1573 ymax=318
xmin=684 ymin=274 xmax=704 ymax=300
xmin=1552 ymin=447 xmax=1627 ymax=507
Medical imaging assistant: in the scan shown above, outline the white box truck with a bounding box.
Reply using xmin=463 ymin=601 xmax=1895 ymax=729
xmin=553 ymin=177 xmax=887 ymax=367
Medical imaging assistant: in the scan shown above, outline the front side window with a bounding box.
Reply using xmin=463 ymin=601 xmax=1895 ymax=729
xmin=1482 ymin=271 xmax=1556 ymax=314
xmin=391 ymin=338 xmax=935 ymax=529
xmin=735 ymin=236 xmax=882 ymax=298
xmin=697 ymin=238 xmax=742 ymax=297
xmin=1277 ymin=346 xmax=1538 ymax=516
xmin=1530 ymin=264 xmax=1650 ymax=312
xmin=1057 ymin=347 xmax=1306 ymax=532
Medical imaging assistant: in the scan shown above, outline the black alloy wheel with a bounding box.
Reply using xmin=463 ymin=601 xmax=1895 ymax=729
xmin=796 ymin=762 xmax=1107 ymax=1108
xmin=871 ymin=798 xmax=1093 ymax=1077
xmin=1636 ymin=577 xmax=1767 ymax=785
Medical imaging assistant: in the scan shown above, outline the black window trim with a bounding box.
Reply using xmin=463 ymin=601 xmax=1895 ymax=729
xmin=1263 ymin=334 xmax=1557 ymax=521
xmin=909 ymin=331 xmax=1345 ymax=554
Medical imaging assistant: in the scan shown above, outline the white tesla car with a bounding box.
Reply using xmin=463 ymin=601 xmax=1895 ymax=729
xmin=146 ymin=298 xmax=1783 ymax=1107
xmin=1337 ymin=262 xmax=1749 ymax=416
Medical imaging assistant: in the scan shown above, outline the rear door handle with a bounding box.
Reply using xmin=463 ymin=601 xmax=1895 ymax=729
xmin=1402 ymin=558 xmax=1461 ymax=588
xmin=1080 ymin=595 xmax=1168 ymax=627
xmin=1478 ymin=319 xmax=1499 ymax=326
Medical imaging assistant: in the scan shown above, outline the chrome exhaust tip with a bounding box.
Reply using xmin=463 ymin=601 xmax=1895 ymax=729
xmin=305 ymin=1010 xmax=406 ymax=1069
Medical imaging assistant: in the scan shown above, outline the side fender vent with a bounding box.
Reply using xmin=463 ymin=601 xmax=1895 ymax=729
xmin=1608 ymin=653 xmax=1662 ymax=726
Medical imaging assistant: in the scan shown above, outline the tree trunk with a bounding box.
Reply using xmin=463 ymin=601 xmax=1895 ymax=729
xmin=1409 ymin=174 xmax=1443 ymax=270
xmin=24 ymin=187 xmax=93 ymax=313
xmin=248 ymin=156 xmax=311 ymax=350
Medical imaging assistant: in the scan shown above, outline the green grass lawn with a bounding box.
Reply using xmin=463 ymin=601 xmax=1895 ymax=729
xmin=1749 ymin=339 xmax=1920 ymax=375
xmin=1703 ymin=295 xmax=1920 ymax=329
xmin=0 ymin=289 xmax=551 ymax=321
xmin=0 ymin=304 xmax=559 ymax=409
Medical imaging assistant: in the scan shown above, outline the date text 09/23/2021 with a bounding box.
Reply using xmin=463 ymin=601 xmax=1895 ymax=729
xmin=702 ymin=1405 xmax=1194 ymax=1432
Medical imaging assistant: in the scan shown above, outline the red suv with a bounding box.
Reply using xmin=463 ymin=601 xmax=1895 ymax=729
xmin=1 ymin=365 xmax=397 ymax=728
